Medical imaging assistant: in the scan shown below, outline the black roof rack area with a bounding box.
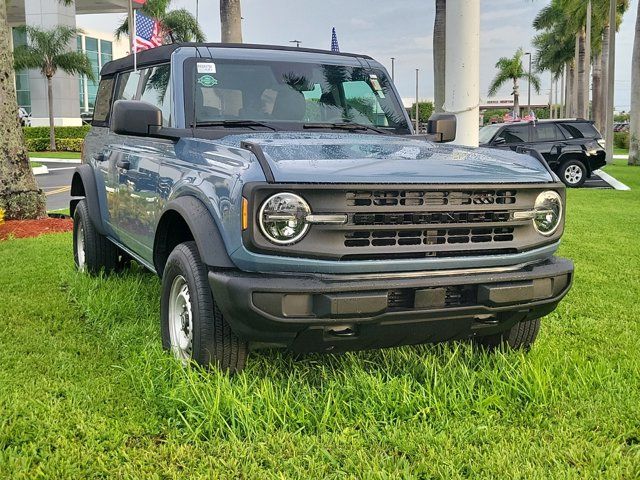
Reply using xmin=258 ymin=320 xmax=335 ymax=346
xmin=100 ymin=42 xmax=374 ymax=76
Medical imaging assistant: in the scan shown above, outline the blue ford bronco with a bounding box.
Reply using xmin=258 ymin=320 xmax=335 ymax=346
xmin=71 ymin=43 xmax=573 ymax=372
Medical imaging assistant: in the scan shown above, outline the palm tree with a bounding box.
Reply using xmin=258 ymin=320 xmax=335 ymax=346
xmin=433 ymin=0 xmax=445 ymax=113
xmin=13 ymin=26 xmax=94 ymax=152
xmin=115 ymin=0 xmax=205 ymax=43
xmin=488 ymin=48 xmax=541 ymax=116
xmin=220 ymin=0 xmax=243 ymax=43
xmin=0 ymin=3 xmax=45 ymax=219
xmin=629 ymin=0 xmax=640 ymax=166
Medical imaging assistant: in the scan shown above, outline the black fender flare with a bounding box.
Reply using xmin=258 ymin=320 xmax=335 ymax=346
xmin=70 ymin=164 xmax=107 ymax=235
xmin=154 ymin=196 xmax=235 ymax=271
xmin=557 ymin=150 xmax=592 ymax=175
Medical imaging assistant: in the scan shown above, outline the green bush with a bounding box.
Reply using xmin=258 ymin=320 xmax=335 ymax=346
xmin=407 ymin=101 xmax=434 ymax=123
xmin=614 ymin=132 xmax=629 ymax=150
xmin=25 ymin=137 xmax=84 ymax=152
xmin=22 ymin=125 xmax=90 ymax=140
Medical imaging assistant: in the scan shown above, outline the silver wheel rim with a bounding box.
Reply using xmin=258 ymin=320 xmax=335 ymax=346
xmin=76 ymin=221 xmax=86 ymax=271
xmin=564 ymin=164 xmax=583 ymax=185
xmin=168 ymin=275 xmax=193 ymax=363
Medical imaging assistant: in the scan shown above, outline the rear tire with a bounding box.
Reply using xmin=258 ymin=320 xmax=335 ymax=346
xmin=160 ymin=241 xmax=248 ymax=373
xmin=73 ymin=199 xmax=119 ymax=275
xmin=474 ymin=318 xmax=541 ymax=350
xmin=558 ymin=159 xmax=587 ymax=188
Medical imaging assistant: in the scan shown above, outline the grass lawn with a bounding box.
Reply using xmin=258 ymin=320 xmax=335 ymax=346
xmin=28 ymin=151 xmax=81 ymax=160
xmin=1 ymin=162 xmax=640 ymax=478
xmin=29 ymin=161 xmax=42 ymax=168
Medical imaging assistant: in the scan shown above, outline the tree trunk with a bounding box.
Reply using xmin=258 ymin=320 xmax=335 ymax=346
xmin=576 ymin=30 xmax=587 ymax=118
xmin=433 ymin=0 xmax=446 ymax=113
xmin=585 ymin=0 xmax=592 ymax=119
xmin=601 ymin=23 xmax=610 ymax=132
xmin=46 ymin=75 xmax=56 ymax=151
xmin=513 ymin=79 xmax=520 ymax=117
xmin=604 ymin=0 xmax=616 ymax=163
xmin=628 ymin=0 xmax=640 ymax=166
xmin=592 ymin=52 xmax=602 ymax=131
xmin=0 ymin=5 xmax=46 ymax=219
xmin=220 ymin=0 xmax=242 ymax=43
xmin=567 ymin=62 xmax=575 ymax=117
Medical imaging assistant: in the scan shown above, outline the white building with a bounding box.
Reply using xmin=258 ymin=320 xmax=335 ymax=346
xmin=7 ymin=0 xmax=133 ymax=126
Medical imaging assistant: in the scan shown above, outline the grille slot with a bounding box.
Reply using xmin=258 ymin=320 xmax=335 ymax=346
xmin=352 ymin=211 xmax=511 ymax=226
xmin=344 ymin=227 xmax=515 ymax=248
xmin=346 ymin=189 xmax=517 ymax=207
xmin=386 ymin=286 xmax=476 ymax=310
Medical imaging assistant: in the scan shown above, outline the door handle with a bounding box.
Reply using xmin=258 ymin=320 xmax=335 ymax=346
xmin=94 ymin=152 xmax=106 ymax=162
xmin=116 ymin=159 xmax=131 ymax=170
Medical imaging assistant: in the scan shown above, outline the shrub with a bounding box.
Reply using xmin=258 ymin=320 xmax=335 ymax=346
xmin=0 ymin=208 xmax=4 ymax=226
xmin=22 ymin=125 xmax=90 ymax=140
xmin=614 ymin=132 xmax=630 ymax=150
xmin=25 ymin=137 xmax=84 ymax=152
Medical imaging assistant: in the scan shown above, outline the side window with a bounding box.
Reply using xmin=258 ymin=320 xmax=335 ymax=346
xmin=139 ymin=65 xmax=172 ymax=127
xmin=502 ymin=125 xmax=529 ymax=144
xmin=342 ymin=80 xmax=388 ymax=126
xmin=572 ymin=122 xmax=599 ymax=138
xmin=114 ymin=70 xmax=142 ymax=101
xmin=532 ymin=124 xmax=561 ymax=142
xmin=92 ymin=77 xmax=114 ymax=125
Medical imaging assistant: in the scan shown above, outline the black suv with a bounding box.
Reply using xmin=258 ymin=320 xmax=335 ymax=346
xmin=479 ymin=119 xmax=607 ymax=187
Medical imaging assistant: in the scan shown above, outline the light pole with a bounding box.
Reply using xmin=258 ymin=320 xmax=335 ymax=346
xmin=391 ymin=57 xmax=395 ymax=82
xmin=525 ymin=52 xmax=532 ymax=115
xmin=415 ymin=69 xmax=419 ymax=133
xmin=289 ymin=40 xmax=302 ymax=48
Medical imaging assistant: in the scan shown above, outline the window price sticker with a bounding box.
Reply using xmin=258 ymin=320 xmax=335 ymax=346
xmin=197 ymin=62 xmax=216 ymax=74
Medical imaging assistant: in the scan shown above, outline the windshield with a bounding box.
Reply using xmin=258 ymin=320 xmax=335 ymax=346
xmin=186 ymin=58 xmax=409 ymax=132
xmin=479 ymin=124 xmax=502 ymax=144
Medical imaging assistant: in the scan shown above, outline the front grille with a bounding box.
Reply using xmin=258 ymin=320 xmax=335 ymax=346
xmin=352 ymin=211 xmax=511 ymax=226
xmin=346 ymin=189 xmax=517 ymax=207
xmin=345 ymin=227 xmax=515 ymax=248
xmin=246 ymin=184 xmax=563 ymax=261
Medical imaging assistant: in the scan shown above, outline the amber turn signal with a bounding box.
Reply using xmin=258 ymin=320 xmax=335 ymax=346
xmin=242 ymin=197 xmax=249 ymax=230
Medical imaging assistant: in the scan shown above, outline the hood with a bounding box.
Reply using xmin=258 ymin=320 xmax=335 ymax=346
xmin=216 ymin=132 xmax=554 ymax=184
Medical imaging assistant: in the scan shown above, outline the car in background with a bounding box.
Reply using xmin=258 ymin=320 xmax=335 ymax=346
xmin=18 ymin=107 xmax=31 ymax=127
xmin=614 ymin=122 xmax=629 ymax=133
xmin=479 ymin=119 xmax=606 ymax=188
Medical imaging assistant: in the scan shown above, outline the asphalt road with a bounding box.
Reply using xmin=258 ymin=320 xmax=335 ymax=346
xmin=35 ymin=162 xmax=76 ymax=212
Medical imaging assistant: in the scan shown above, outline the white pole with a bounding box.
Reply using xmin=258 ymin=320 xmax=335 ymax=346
xmin=443 ymin=0 xmax=480 ymax=147
xmin=129 ymin=0 xmax=137 ymax=71
xmin=604 ymin=0 xmax=616 ymax=162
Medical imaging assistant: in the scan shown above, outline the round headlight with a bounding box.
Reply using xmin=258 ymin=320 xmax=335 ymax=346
xmin=533 ymin=191 xmax=562 ymax=236
xmin=259 ymin=193 xmax=311 ymax=245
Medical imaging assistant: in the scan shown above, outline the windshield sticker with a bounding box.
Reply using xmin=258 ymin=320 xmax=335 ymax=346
xmin=369 ymin=74 xmax=385 ymax=98
xmin=197 ymin=74 xmax=218 ymax=87
xmin=197 ymin=62 xmax=216 ymax=73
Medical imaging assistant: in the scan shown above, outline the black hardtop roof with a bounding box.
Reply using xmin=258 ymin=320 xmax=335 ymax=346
xmin=101 ymin=42 xmax=375 ymax=76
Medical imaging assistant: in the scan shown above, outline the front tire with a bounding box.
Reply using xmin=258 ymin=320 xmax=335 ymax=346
xmin=160 ymin=241 xmax=248 ymax=373
xmin=559 ymin=159 xmax=587 ymax=188
xmin=474 ymin=318 xmax=541 ymax=350
xmin=73 ymin=199 xmax=119 ymax=275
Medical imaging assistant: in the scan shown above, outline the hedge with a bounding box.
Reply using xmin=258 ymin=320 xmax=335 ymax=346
xmin=614 ymin=132 xmax=630 ymax=150
xmin=22 ymin=125 xmax=90 ymax=140
xmin=25 ymin=138 xmax=84 ymax=152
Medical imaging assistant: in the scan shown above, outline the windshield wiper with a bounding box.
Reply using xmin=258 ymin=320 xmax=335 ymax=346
xmin=195 ymin=120 xmax=278 ymax=131
xmin=303 ymin=122 xmax=387 ymax=134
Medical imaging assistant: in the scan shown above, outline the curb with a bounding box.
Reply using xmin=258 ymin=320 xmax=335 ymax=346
xmin=593 ymin=169 xmax=631 ymax=191
xmin=32 ymin=165 xmax=49 ymax=176
xmin=30 ymin=158 xmax=81 ymax=164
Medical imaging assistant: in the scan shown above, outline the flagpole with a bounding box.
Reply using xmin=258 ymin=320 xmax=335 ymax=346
xmin=129 ymin=0 xmax=137 ymax=71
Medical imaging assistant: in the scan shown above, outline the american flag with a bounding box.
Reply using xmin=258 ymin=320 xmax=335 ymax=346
xmin=331 ymin=27 xmax=340 ymax=53
xmin=134 ymin=10 xmax=162 ymax=52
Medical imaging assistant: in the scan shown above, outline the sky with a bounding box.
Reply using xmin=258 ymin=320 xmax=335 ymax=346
xmin=78 ymin=0 xmax=638 ymax=111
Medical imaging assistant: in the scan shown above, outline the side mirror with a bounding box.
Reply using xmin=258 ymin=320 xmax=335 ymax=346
xmin=493 ymin=136 xmax=506 ymax=146
xmin=111 ymin=100 xmax=162 ymax=137
xmin=426 ymin=113 xmax=456 ymax=142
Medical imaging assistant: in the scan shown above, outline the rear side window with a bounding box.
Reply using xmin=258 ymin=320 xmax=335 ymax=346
xmin=560 ymin=122 xmax=599 ymax=139
xmin=92 ymin=77 xmax=114 ymax=125
xmin=502 ymin=125 xmax=529 ymax=144
xmin=532 ymin=123 xmax=562 ymax=142
xmin=139 ymin=65 xmax=172 ymax=127
xmin=114 ymin=70 xmax=142 ymax=101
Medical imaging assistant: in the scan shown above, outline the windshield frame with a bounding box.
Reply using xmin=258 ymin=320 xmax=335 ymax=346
xmin=182 ymin=56 xmax=411 ymax=134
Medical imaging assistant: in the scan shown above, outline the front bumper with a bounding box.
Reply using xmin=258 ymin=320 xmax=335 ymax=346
xmin=209 ymin=257 xmax=574 ymax=353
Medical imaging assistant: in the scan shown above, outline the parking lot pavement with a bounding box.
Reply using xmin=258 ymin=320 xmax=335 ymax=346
xmin=35 ymin=162 xmax=76 ymax=212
